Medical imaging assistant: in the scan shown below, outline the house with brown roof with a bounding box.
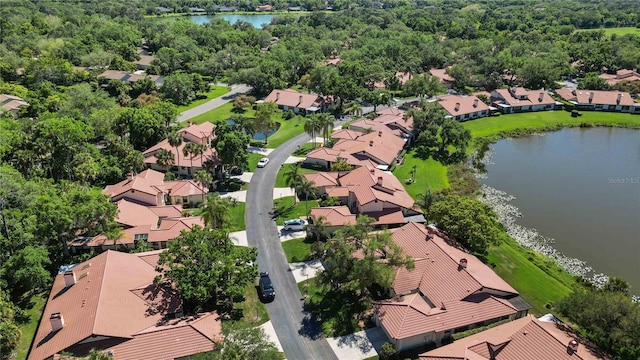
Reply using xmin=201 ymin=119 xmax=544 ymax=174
xmin=491 ymin=87 xmax=558 ymax=113
xmin=98 ymin=70 xmax=164 ymax=87
xmin=373 ymin=223 xmax=530 ymax=352
xmin=429 ymin=68 xmax=454 ymax=89
xmin=0 ymin=93 xmax=29 ymax=118
xmin=303 ymin=165 xmax=423 ymax=226
xmin=438 ymin=94 xmax=490 ymax=121
xmin=419 ymin=315 xmax=605 ymax=360
xmin=599 ymin=69 xmax=640 ymax=86
xmin=143 ymin=122 xmax=219 ymax=176
xmin=308 ymin=206 xmax=357 ymax=233
xmin=555 ymin=88 xmax=640 ymax=113
xmin=349 ymin=107 xmax=414 ymax=140
xmin=134 ymin=48 xmax=155 ymax=70
xmin=255 ymin=4 xmax=273 ymax=11
xmin=324 ymin=57 xmax=343 ymax=66
xmin=263 ymin=88 xmax=329 ymax=114
xmin=29 ymin=250 xmax=222 ymax=360
xmin=305 ymin=126 xmax=407 ymax=171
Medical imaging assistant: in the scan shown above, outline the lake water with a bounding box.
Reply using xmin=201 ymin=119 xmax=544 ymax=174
xmin=187 ymin=14 xmax=276 ymax=28
xmin=481 ymin=127 xmax=640 ymax=292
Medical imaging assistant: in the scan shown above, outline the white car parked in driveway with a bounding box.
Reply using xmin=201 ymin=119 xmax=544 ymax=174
xmin=283 ymin=219 xmax=307 ymax=231
xmin=257 ymin=158 xmax=269 ymax=168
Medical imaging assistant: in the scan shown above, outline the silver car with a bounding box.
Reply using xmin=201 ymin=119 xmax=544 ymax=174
xmin=283 ymin=219 xmax=307 ymax=231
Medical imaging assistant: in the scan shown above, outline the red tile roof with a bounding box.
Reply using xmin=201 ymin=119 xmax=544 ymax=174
xmin=419 ymin=315 xmax=605 ymax=360
xmin=555 ymin=89 xmax=634 ymax=106
xmin=331 ymin=128 xmax=363 ymax=140
xmin=492 ymin=88 xmax=555 ymax=107
xmin=599 ymin=69 xmax=640 ymax=86
xmin=430 ymin=68 xmax=454 ymax=83
xmin=309 ymin=206 xmax=357 ymax=226
xmin=307 ymin=129 xmax=405 ymax=167
xmin=264 ymin=89 xmax=325 ymax=110
xmin=29 ymin=251 xmax=222 ymax=360
xmin=439 ymin=95 xmax=490 ymax=117
xmin=180 ymin=122 xmax=215 ymax=142
xmin=103 ymin=169 xmax=165 ymax=203
xmin=143 ymin=140 xmax=219 ymax=169
xmin=302 ymin=172 xmax=342 ymax=187
xmin=339 ymin=166 xmax=415 ymax=210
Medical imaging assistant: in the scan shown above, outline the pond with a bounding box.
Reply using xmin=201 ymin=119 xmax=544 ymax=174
xmin=186 ymin=14 xmax=277 ymax=28
xmin=480 ymin=127 xmax=640 ymax=293
xmin=226 ymin=119 xmax=279 ymax=140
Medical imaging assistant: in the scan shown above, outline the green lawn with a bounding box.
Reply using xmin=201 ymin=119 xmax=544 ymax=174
xmin=392 ymin=151 xmax=450 ymax=198
xmin=176 ymin=86 xmax=229 ymax=114
xmin=224 ymin=282 xmax=270 ymax=333
xmin=281 ymin=238 xmax=314 ymax=263
xmin=462 ymin=110 xmax=640 ymax=144
xmin=576 ymin=27 xmax=640 ymax=37
xmin=16 ymin=293 xmax=47 ymax=360
xmin=274 ymin=163 xmax=319 ymax=187
xmin=229 ymin=202 xmax=246 ymax=231
xmin=248 ymin=153 xmax=266 ymax=171
xmin=487 ymin=239 xmax=573 ymax=316
xmin=189 ymin=102 xmax=256 ymax=125
xmin=272 ymin=196 xmax=318 ymax=225
xmin=266 ymin=116 xmax=307 ymax=149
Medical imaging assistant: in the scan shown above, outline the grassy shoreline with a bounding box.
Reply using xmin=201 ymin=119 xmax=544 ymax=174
xmin=144 ymin=10 xmax=319 ymax=19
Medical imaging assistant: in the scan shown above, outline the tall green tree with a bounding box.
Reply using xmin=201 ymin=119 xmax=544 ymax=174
xmin=283 ymin=163 xmax=303 ymax=204
xmin=0 ymin=245 xmax=51 ymax=299
xmin=193 ymin=326 xmax=283 ymax=360
xmin=155 ymin=148 xmax=175 ymax=173
xmin=253 ymin=102 xmax=277 ymax=144
xmin=0 ymin=289 xmax=20 ymax=360
xmin=167 ymin=131 xmax=183 ymax=171
xmin=193 ymin=170 xmax=214 ymax=203
xmin=195 ymin=193 xmax=237 ymax=230
xmin=214 ymin=131 xmax=249 ymax=179
xmin=304 ymin=116 xmax=322 ymax=147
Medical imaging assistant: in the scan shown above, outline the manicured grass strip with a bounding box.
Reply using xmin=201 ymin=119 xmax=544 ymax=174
xmin=274 ymin=163 xmax=319 ymax=187
xmin=273 ymin=196 xmax=318 ymax=225
xmin=176 ymin=86 xmax=229 ymax=113
xmin=229 ymin=202 xmax=246 ymax=231
xmin=576 ymin=27 xmax=640 ymax=36
xmin=248 ymin=153 xmax=266 ymax=171
xmin=298 ymin=277 xmax=371 ymax=337
xmin=189 ymin=102 xmax=256 ymax=125
xmin=16 ymin=293 xmax=47 ymax=360
xmin=487 ymin=239 xmax=572 ymax=316
xmin=392 ymin=152 xmax=449 ymax=198
xmin=462 ymin=110 xmax=640 ymax=144
xmin=281 ymin=238 xmax=314 ymax=263
xmin=266 ymin=116 xmax=307 ymax=149
xmin=225 ymin=282 xmax=270 ymax=333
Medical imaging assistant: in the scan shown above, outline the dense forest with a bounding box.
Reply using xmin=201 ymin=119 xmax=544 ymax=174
xmin=1 ymin=0 xmax=639 ymax=359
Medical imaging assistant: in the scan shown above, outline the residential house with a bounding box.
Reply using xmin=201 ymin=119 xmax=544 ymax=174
xmin=599 ymin=69 xmax=640 ymax=86
xmin=419 ymin=315 xmax=605 ymax=360
xmin=263 ymin=89 xmax=329 ymax=114
xmin=216 ymin=6 xmax=237 ymax=12
xmin=324 ymin=57 xmax=343 ymax=66
xmin=438 ymin=94 xmax=490 ymax=121
xmin=374 ymin=71 xmax=413 ymax=89
xmin=308 ymin=206 xmax=357 ymax=233
xmin=29 ymin=250 xmax=222 ymax=360
xmin=188 ymin=7 xmax=206 ymax=12
xmin=491 ymin=87 xmax=558 ymax=113
xmin=555 ymin=89 xmax=639 ymax=113
xmin=374 ymin=223 xmax=530 ymax=352
xmin=303 ymin=165 xmax=423 ymax=226
xmin=155 ymin=6 xmax=172 ymax=13
xmin=143 ymin=122 xmax=219 ymax=176
xmin=288 ymin=6 xmax=304 ymax=11
xmin=134 ymin=48 xmax=155 ymax=70
xmin=349 ymin=107 xmax=414 ymax=140
xmin=255 ymin=4 xmax=273 ymax=11
xmin=103 ymin=169 xmax=209 ymax=207
xmin=429 ymin=68 xmax=454 ymax=89
xmin=99 ymin=70 xmax=164 ymax=87
xmin=0 ymin=93 xmax=29 ymax=117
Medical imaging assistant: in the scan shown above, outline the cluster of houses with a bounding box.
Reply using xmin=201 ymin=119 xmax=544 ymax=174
xmin=0 ymin=93 xmax=29 ymax=118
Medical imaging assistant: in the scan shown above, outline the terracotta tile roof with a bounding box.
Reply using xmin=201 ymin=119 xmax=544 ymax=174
xmin=102 ymin=169 xmax=165 ymax=204
xmin=430 ymin=68 xmax=454 ymax=83
xmin=376 ymin=292 xmax=517 ymax=339
xmin=555 ymin=89 xmax=634 ymax=106
xmin=419 ymin=315 xmax=605 ymax=360
xmin=339 ymin=166 xmax=415 ymax=210
xmin=112 ymin=199 xmax=163 ymax=227
xmin=325 ymin=186 xmax=350 ymax=198
xmin=492 ymin=88 xmax=555 ymax=107
xmin=367 ymin=209 xmax=406 ymax=225
xmin=30 ymin=251 xmax=220 ymax=360
xmin=143 ymin=140 xmax=219 ymax=168
xmin=309 ymin=206 xmax=357 ymax=226
xmin=349 ymin=118 xmax=404 ymax=137
xmin=439 ymin=95 xmax=490 ymax=117
xmin=179 ymin=122 xmax=215 ymax=142
xmin=163 ymin=180 xmax=208 ymax=197
xmin=331 ymin=128 xmax=364 ymax=140
xmin=264 ymin=89 xmax=325 ymax=110
xmin=302 ymin=172 xmax=341 ymax=187
xmin=395 ymin=71 xmax=414 ymax=85
xmin=599 ymin=69 xmax=640 ymax=86
xmin=324 ymin=58 xmax=343 ymax=66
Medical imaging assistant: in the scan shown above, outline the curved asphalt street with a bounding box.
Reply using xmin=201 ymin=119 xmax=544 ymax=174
xmin=245 ymin=132 xmax=339 ymax=360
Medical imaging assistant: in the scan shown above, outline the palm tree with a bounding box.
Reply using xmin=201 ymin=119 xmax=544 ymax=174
xmin=307 ymin=214 xmax=328 ymax=242
xmin=155 ymin=148 xmax=175 ymax=173
xmin=104 ymin=226 xmax=126 ymax=251
xmin=283 ymin=163 xmax=303 ymax=203
xmin=183 ymin=142 xmax=207 ymax=178
xmin=304 ymin=116 xmax=322 ymax=147
xmin=167 ymin=131 xmax=183 ymax=174
xmin=317 ymin=113 xmax=335 ymax=146
xmin=195 ymin=193 xmax=233 ymax=229
xmin=416 ymin=188 xmax=439 ymax=223
xmin=344 ymin=102 xmax=363 ymax=117
xmin=193 ymin=170 xmax=214 ymax=204
xmin=298 ymin=178 xmax=315 ymax=217
xmin=231 ymin=114 xmax=255 ymax=137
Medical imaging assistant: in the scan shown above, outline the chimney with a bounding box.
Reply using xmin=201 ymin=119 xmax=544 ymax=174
xmin=473 ymin=99 xmax=478 ymax=108
xmin=378 ymin=131 xmax=382 ymax=137
xmin=616 ymin=93 xmax=622 ymax=105
xmin=275 ymin=92 xmax=280 ymax=101
xmin=369 ymin=140 xmax=374 ymax=146
xmin=568 ymin=339 xmax=579 ymax=353
xmin=50 ymin=312 xmax=65 ymax=332
xmin=377 ymin=176 xmax=383 ymax=186
xmin=454 ymin=103 xmax=460 ymax=111
xmin=459 ymin=258 xmax=468 ymax=269
xmin=187 ymin=121 xmax=192 ymax=127
xmin=127 ymin=173 xmax=134 ymax=182
xmin=63 ymin=271 xmax=76 ymax=287
xmin=538 ymin=92 xmax=544 ymax=102
xmin=369 ymin=168 xmax=375 ymax=174
xmin=426 ymin=224 xmax=437 ymax=234
xmin=298 ymin=95 xmax=303 ymax=105
xmin=588 ymin=92 xmax=594 ymax=103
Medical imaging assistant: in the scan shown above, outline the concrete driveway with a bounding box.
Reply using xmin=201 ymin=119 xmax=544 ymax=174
xmin=289 ymin=260 xmax=324 ymax=283
xmin=259 ymin=321 xmax=284 ymax=353
xmin=326 ymin=327 xmax=387 ymax=360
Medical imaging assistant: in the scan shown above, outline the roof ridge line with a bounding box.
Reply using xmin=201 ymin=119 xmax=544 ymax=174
xmin=531 ymin=318 xmax=586 ymax=359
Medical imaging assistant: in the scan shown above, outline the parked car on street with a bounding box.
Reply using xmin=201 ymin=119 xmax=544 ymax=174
xmin=257 ymin=158 xmax=269 ymax=168
xmin=283 ymin=219 xmax=307 ymax=231
xmin=258 ymin=271 xmax=275 ymax=301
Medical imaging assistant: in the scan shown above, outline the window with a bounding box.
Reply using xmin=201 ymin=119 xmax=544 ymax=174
xmin=608 ymin=105 xmax=615 ymax=110
xmin=183 ymin=197 xmax=188 ymax=203
xmin=622 ymin=106 xmax=630 ymax=110
xmin=134 ymin=233 xmax=149 ymax=242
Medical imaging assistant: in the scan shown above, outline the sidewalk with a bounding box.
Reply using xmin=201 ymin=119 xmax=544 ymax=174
xmin=177 ymin=84 xmax=252 ymax=122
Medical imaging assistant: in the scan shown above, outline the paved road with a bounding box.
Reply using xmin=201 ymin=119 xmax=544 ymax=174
xmin=177 ymin=84 xmax=252 ymax=122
